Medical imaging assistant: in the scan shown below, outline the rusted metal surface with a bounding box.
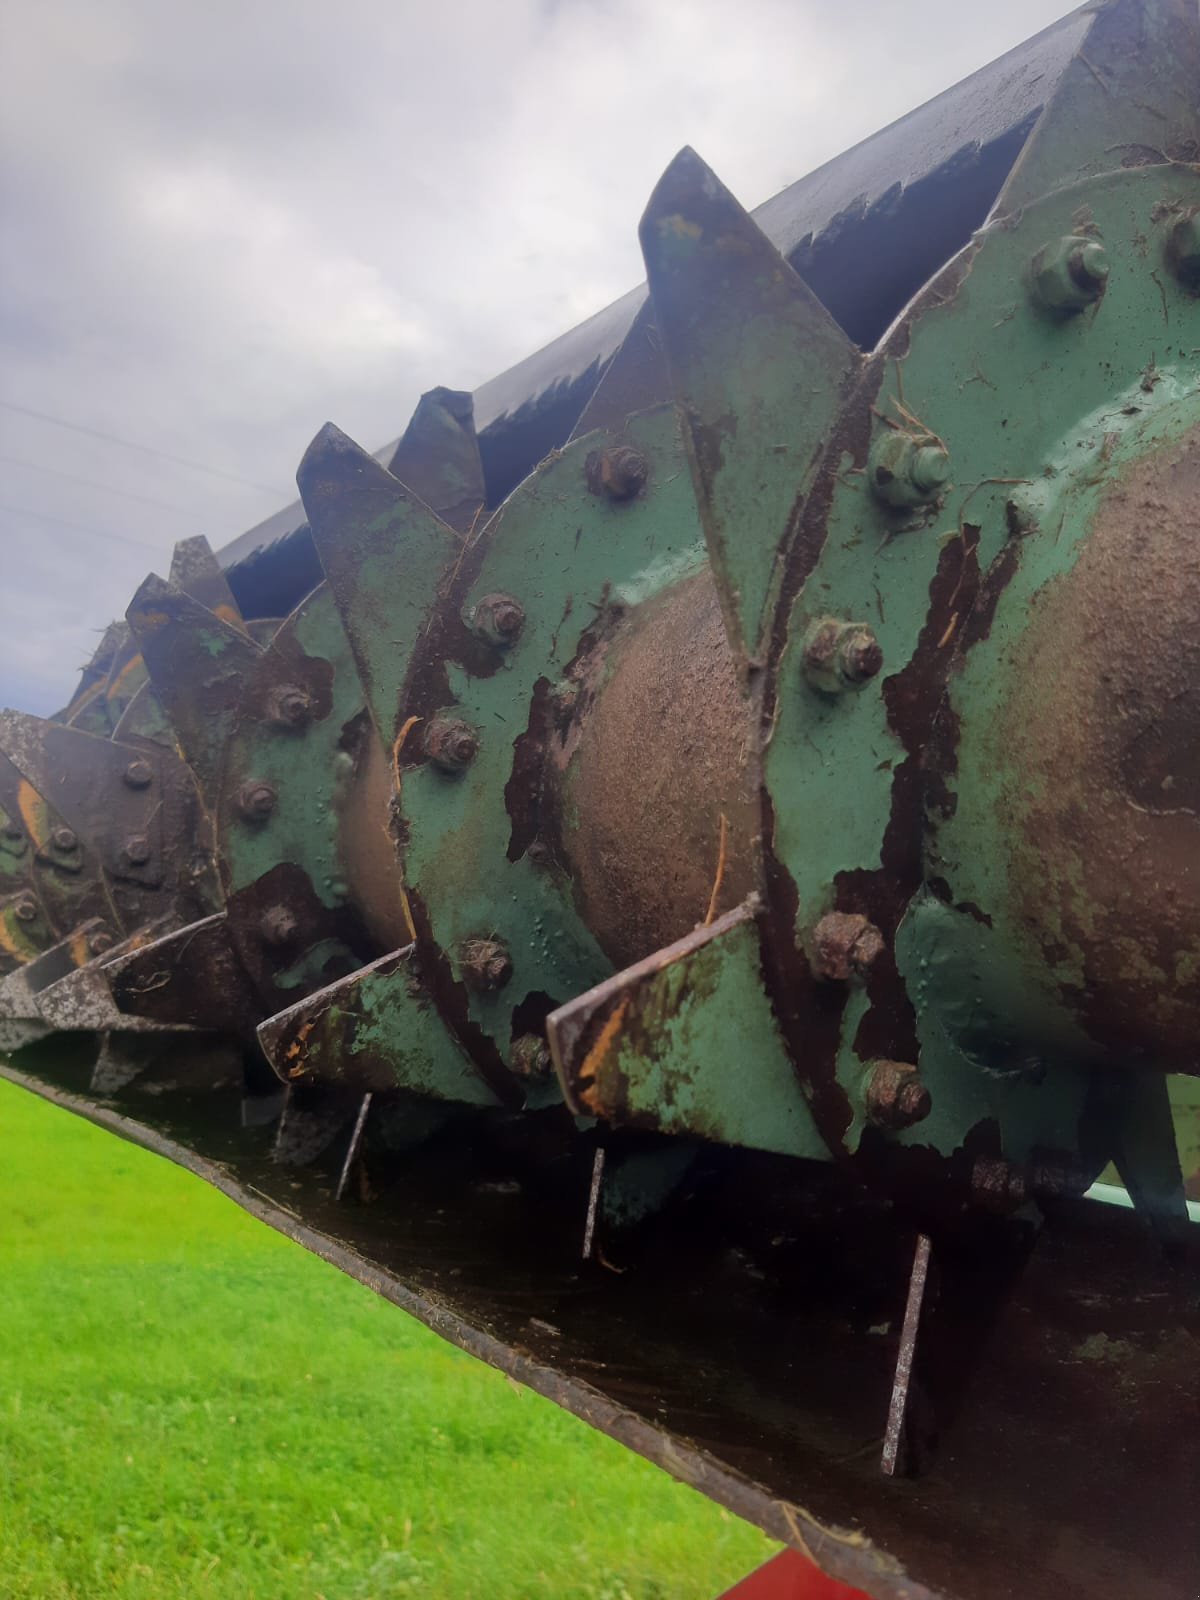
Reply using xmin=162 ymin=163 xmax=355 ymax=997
xmin=385 ymin=386 xmax=484 ymax=537
xmin=880 ymin=1234 xmax=932 ymax=1478
xmin=1 ymin=11 xmax=1197 ymax=1596
xmin=554 ymin=571 xmax=758 ymax=970
xmin=995 ymin=424 xmax=1200 ymax=1069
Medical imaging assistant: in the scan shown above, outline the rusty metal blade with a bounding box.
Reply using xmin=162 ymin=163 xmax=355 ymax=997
xmin=296 ymin=422 xmax=459 ymax=747
xmin=386 ymin=388 xmax=485 ymax=537
xmin=257 ymin=947 xmax=502 ymax=1105
xmin=639 ymin=147 xmax=858 ymax=675
xmin=104 ymin=912 xmax=260 ymax=1036
xmin=996 ymin=0 xmax=1200 ymax=214
xmin=126 ymin=573 xmax=263 ymax=807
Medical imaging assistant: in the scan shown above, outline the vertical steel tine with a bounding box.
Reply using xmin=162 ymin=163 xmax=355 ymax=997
xmin=296 ymin=422 xmax=460 ymax=748
xmin=334 ymin=1092 xmax=373 ymax=1203
xmin=126 ymin=572 xmax=263 ymax=809
xmin=387 ymin=387 xmax=485 ymax=537
xmin=582 ymin=1146 xmax=606 ymax=1261
xmin=995 ymin=0 xmax=1200 ymax=215
xmin=881 ymin=1232 xmax=932 ymax=1478
xmin=639 ymin=146 xmax=857 ymax=677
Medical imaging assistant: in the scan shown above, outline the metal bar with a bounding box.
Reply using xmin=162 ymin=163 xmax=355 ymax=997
xmin=582 ymin=1146 xmax=605 ymax=1261
xmin=881 ymin=1232 xmax=932 ymax=1478
xmin=335 ymin=1091 xmax=373 ymax=1203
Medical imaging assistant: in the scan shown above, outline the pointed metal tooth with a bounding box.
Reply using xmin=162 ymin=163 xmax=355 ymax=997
xmin=36 ymin=916 xmax=186 ymax=1033
xmin=104 ymin=912 xmax=260 ymax=1036
xmin=568 ymin=298 xmax=669 ymax=441
xmin=59 ymin=619 xmax=130 ymax=727
xmin=387 ymin=387 xmax=485 ymax=536
xmin=639 ymin=147 xmax=857 ymax=675
xmin=996 ymin=0 xmax=1199 ymax=214
xmin=126 ymin=572 xmax=263 ymax=806
xmin=0 ymin=923 xmax=102 ymax=1019
xmin=257 ymin=947 xmax=501 ymax=1105
xmin=297 ymin=423 xmax=459 ymax=745
xmin=168 ymin=534 xmax=248 ymax=633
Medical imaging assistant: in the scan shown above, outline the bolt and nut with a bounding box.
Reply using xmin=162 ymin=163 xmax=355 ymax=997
xmin=1165 ymin=208 xmax=1200 ymax=293
xmin=13 ymin=896 xmax=38 ymax=923
xmin=89 ymin=930 xmax=116 ymax=957
xmin=260 ymin=904 xmax=300 ymax=948
xmin=423 ymin=717 xmax=479 ymax=774
xmin=51 ymin=826 xmax=78 ymax=853
xmin=810 ymin=911 xmax=885 ymax=982
xmin=511 ymin=1033 xmax=554 ymax=1080
xmin=867 ymin=430 xmax=951 ymax=509
xmin=122 ymin=834 xmax=152 ymax=867
xmin=269 ymin=685 xmax=313 ymax=731
xmin=864 ymin=1060 xmax=932 ymax=1130
xmin=1029 ymin=233 xmax=1109 ymax=314
xmin=459 ymin=937 xmax=513 ymax=993
xmin=802 ymin=617 xmax=884 ymax=694
xmin=123 ymin=759 xmax=154 ymax=789
xmin=585 ymin=445 xmax=648 ymax=502
xmin=237 ymin=781 xmax=278 ymax=822
xmin=469 ymin=593 xmax=526 ymax=648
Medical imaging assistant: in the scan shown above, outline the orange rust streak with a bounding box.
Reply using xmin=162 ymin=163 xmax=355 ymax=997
xmin=391 ymin=715 xmax=423 ymax=788
xmin=16 ymin=780 xmax=49 ymax=849
xmin=575 ymin=994 xmax=631 ymax=1114
xmin=106 ymin=655 xmax=145 ymax=699
xmin=704 ymin=813 xmax=730 ymax=927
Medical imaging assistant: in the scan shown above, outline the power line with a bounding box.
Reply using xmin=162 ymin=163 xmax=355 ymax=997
xmin=0 ymin=400 xmax=285 ymax=497
xmin=0 ymin=500 xmax=166 ymax=554
xmin=0 ymin=455 xmax=195 ymax=516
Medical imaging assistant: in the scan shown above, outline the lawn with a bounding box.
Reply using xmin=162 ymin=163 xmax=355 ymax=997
xmin=0 ymin=1077 xmax=774 ymax=1599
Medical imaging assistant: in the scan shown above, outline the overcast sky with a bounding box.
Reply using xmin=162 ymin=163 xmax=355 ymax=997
xmin=0 ymin=0 xmax=1079 ymax=714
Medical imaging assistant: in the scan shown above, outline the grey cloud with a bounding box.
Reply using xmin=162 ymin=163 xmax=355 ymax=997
xmin=1 ymin=0 xmax=1077 ymax=713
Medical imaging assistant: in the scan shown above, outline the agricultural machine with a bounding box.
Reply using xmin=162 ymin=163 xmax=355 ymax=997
xmin=2 ymin=1 xmax=1198 ymax=1594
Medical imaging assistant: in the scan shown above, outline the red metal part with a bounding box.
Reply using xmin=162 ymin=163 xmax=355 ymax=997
xmin=719 ymin=1550 xmax=868 ymax=1600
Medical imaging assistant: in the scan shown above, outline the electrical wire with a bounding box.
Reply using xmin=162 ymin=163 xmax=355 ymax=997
xmin=0 ymin=500 xmax=165 ymax=554
xmin=0 ymin=455 xmax=195 ymax=516
xmin=0 ymin=400 xmax=284 ymax=496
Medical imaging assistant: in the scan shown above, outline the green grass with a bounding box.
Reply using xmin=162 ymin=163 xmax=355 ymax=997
xmin=0 ymin=1078 xmax=773 ymax=1599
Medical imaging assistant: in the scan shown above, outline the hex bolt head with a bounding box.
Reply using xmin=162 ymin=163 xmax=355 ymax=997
xmin=1030 ymin=233 xmax=1109 ymax=313
xmin=89 ymin=930 xmax=116 ymax=957
xmin=1165 ymin=209 xmax=1200 ymax=293
xmin=237 ymin=781 xmax=278 ymax=823
xmin=802 ymin=618 xmax=884 ymax=694
xmin=511 ymin=1033 xmax=554 ymax=1080
xmin=122 ymin=834 xmax=152 ymax=867
xmin=865 ymin=1060 xmax=932 ymax=1130
xmin=260 ymin=904 xmax=300 ymax=948
xmin=810 ymin=911 xmax=885 ymax=982
xmin=423 ymin=717 xmax=480 ymax=773
xmin=585 ymin=445 xmax=649 ymax=502
xmin=910 ymin=445 xmax=952 ymax=495
xmin=868 ymin=430 xmax=951 ymax=509
xmin=269 ymin=686 xmax=313 ymax=731
xmin=13 ymin=896 xmax=38 ymax=923
xmin=51 ymin=827 xmax=78 ymax=852
xmin=470 ymin=593 xmax=526 ymax=648
xmin=460 ymin=937 xmax=513 ymax=993
xmin=123 ymin=759 xmax=154 ymax=789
